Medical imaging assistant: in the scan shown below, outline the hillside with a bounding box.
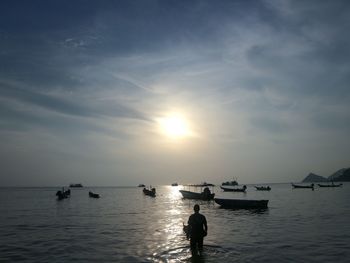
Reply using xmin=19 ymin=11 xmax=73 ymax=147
xmin=302 ymin=173 xmax=328 ymax=183
xmin=328 ymin=168 xmax=350 ymax=182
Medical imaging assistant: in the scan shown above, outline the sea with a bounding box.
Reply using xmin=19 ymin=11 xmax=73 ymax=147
xmin=1 ymin=183 xmax=349 ymax=262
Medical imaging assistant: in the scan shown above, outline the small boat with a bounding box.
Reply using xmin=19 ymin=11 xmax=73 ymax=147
xmin=171 ymin=183 xmax=178 ymax=186
xmin=69 ymin=183 xmax=83 ymax=188
xmin=215 ymin=198 xmax=268 ymax=209
xmin=89 ymin=191 xmax=100 ymax=198
xmin=143 ymin=187 xmax=156 ymax=197
xmin=179 ymin=187 xmax=215 ymax=200
xmin=292 ymin=183 xmax=314 ymax=189
xmin=56 ymin=188 xmax=71 ymax=200
xmin=255 ymin=186 xmax=271 ymax=191
xmin=318 ymin=183 xmax=343 ymax=188
xmin=138 ymin=184 xmax=146 ymax=187
xmin=222 ymin=179 xmax=238 ymax=186
xmin=220 ymin=185 xmax=247 ymax=192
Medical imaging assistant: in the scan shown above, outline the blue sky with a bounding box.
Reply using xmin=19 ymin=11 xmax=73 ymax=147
xmin=1 ymin=0 xmax=349 ymax=186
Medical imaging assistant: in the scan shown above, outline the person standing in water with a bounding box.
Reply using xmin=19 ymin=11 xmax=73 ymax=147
xmin=187 ymin=204 xmax=208 ymax=256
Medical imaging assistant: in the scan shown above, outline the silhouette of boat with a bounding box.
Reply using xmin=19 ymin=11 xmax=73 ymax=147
xmin=292 ymin=183 xmax=314 ymax=189
xmin=220 ymin=185 xmax=247 ymax=192
xmin=221 ymin=180 xmax=238 ymax=186
xmin=69 ymin=183 xmax=83 ymax=188
xmin=89 ymin=191 xmax=100 ymax=198
xmin=56 ymin=188 xmax=71 ymax=200
xmin=255 ymin=186 xmax=271 ymax=191
xmin=143 ymin=187 xmax=156 ymax=197
xmin=179 ymin=187 xmax=215 ymax=200
xmin=318 ymin=183 xmax=343 ymax=187
xmin=215 ymin=198 xmax=268 ymax=209
xmin=171 ymin=183 xmax=178 ymax=186
xmin=138 ymin=184 xmax=145 ymax=187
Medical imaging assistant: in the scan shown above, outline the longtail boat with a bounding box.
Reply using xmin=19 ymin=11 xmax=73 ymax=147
xmin=179 ymin=187 xmax=214 ymax=200
xmin=292 ymin=183 xmax=314 ymax=189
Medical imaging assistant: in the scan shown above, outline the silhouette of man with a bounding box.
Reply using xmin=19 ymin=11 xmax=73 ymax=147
xmin=187 ymin=204 xmax=208 ymax=256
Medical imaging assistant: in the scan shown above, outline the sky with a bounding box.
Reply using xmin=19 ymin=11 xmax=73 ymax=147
xmin=1 ymin=0 xmax=350 ymax=186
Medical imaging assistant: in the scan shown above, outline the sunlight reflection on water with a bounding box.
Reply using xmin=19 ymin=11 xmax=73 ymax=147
xmin=1 ymin=184 xmax=350 ymax=262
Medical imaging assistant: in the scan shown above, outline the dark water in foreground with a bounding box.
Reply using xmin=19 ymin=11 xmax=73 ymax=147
xmin=1 ymin=183 xmax=350 ymax=262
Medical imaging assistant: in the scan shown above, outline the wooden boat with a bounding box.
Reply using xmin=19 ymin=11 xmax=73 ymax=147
xmin=318 ymin=183 xmax=343 ymax=188
xmin=179 ymin=187 xmax=215 ymax=200
xmin=89 ymin=191 xmax=100 ymax=198
xmin=215 ymin=198 xmax=268 ymax=209
xmin=143 ymin=187 xmax=156 ymax=197
xmin=255 ymin=186 xmax=271 ymax=191
xmin=220 ymin=185 xmax=247 ymax=192
xmin=292 ymin=183 xmax=314 ymax=189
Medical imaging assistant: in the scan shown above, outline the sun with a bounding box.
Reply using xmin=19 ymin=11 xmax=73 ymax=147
xmin=157 ymin=114 xmax=192 ymax=139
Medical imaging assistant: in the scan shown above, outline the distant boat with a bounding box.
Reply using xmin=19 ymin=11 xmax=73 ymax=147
xmin=179 ymin=187 xmax=215 ymax=200
xmin=255 ymin=186 xmax=271 ymax=191
xmin=220 ymin=185 xmax=247 ymax=192
xmin=171 ymin=183 xmax=178 ymax=186
xmin=89 ymin=191 xmax=100 ymax=198
xmin=222 ymin=180 xmax=238 ymax=186
xmin=56 ymin=188 xmax=70 ymax=200
xmin=215 ymin=198 xmax=268 ymax=209
xmin=143 ymin=187 xmax=156 ymax=197
xmin=318 ymin=183 xmax=343 ymax=188
xmin=292 ymin=183 xmax=314 ymax=189
xmin=69 ymin=183 xmax=83 ymax=188
xmin=138 ymin=184 xmax=146 ymax=187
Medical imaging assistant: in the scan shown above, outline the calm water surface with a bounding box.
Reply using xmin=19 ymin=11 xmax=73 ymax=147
xmin=1 ymin=183 xmax=350 ymax=262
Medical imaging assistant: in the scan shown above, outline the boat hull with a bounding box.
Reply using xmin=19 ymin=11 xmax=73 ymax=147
xmin=215 ymin=198 xmax=268 ymax=209
xmin=220 ymin=186 xmax=246 ymax=192
xmin=179 ymin=190 xmax=215 ymax=200
xmin=318 ymin=183 xmax=342 ymax=187
xmin=292 ymin=184 xmax=314 ymax=189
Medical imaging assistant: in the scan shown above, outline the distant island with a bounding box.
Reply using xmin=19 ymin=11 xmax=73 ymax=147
xmin=302 ymin=168 xmax=350 ymax=182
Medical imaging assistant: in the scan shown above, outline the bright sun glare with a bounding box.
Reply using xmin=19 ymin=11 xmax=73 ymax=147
xmin=158 ymin=114 xmax=192 ymax=139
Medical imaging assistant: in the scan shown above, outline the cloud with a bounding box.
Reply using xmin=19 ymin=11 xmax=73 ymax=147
xmin=1 ymin=0 xmax=350 ymax=185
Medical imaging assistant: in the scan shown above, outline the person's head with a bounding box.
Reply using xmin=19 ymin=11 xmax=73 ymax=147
xmin=194 ymin=204 xmax=200 ymax=213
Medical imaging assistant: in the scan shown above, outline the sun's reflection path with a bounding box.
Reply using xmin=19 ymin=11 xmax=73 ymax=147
xmin=149 ymin=186 xmax=193 ymax=262
xmin=147 ymin=186 xmax=228 ymax=262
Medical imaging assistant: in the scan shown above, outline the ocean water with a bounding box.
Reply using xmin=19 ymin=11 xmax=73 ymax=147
xmin=1 ymin=183 xmax=349 ymax=262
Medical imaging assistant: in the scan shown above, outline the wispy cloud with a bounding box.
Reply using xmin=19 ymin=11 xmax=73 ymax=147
xmin=1 ymin=0 xmax=349 ymax=186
